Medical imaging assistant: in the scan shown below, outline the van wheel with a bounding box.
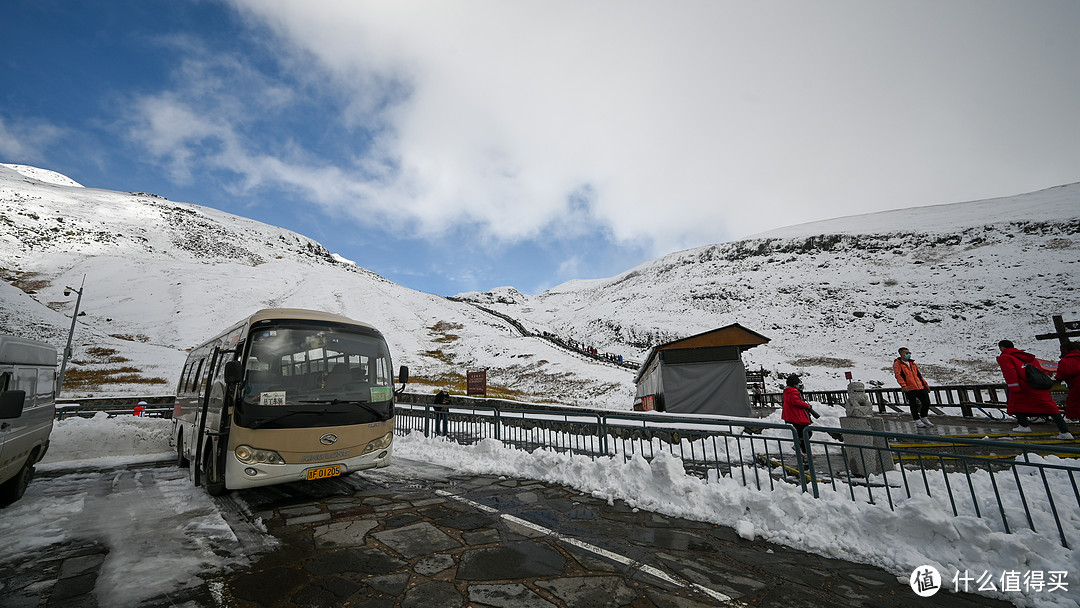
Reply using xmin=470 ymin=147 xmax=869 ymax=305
xmin=202 ymin=444 xmax=227 ymax=497
xmin=176 ymin=432 xmax=190 ymax=468
xmin=0 ymin=455 xmax=35 ymax=506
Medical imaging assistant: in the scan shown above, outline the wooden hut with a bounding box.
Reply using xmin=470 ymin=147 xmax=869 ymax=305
xmin=634 ymin=324 xmax=770 ymax=416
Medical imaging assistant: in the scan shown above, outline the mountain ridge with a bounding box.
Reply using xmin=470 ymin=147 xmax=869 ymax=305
xmin=1 ymin=162 xmax=1076 ymax=404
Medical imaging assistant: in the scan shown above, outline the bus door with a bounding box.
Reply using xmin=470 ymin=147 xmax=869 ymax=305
xmin=194 ymin=345 xmax=230 ymax=492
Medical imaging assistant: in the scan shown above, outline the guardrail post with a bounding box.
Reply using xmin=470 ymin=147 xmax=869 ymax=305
xmin=959 ymin=387 xmax=973 ymax=417
xmin=494 ymin=408 xmax=501 ymax=441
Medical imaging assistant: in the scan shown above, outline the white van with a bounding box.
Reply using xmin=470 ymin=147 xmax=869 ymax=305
xmin=0 ymin=335 xmax=57 ymax=505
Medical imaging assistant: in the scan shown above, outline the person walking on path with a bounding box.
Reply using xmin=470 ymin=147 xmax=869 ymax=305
xmin=997 ymin=340 xmax=1073 ymax=439
xmin=893 ymin=347 xmax=933 ymax=428
xmin=781 ymin=374 xmax=818 ymax=457
xmin=1055 ymin=341 xmax=1080 ymax=421
xmin=433 ymin=390 xmax=451 ymax=436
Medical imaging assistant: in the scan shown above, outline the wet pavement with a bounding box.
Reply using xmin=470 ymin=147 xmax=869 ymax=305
xmin=215 ymin=458 xmax=1011 ymax=608
xmin=0 ymin=445 xmax=1035 ymax=608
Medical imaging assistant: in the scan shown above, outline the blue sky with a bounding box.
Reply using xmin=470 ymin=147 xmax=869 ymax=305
xmin=3 ymin=1 xmax=1080 ymax=296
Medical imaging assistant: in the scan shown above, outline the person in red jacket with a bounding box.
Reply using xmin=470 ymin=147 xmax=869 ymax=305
xmin=781 ymin=374 xmax=817 ymax=456
xmin=1056 ymin=341 xmax=1080 ymax=421
xmin=997 ymin=340 xmax=1073 ymax=439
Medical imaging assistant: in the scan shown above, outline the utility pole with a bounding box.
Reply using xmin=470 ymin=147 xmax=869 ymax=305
xmin=56 ymin=275 xmax=85 ymax=397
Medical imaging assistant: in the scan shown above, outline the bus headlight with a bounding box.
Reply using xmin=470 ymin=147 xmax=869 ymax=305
xmin=361 ymin=432 xmax=393 ymax=455
xmin=235 ymin=444 xmax=285 ymax=465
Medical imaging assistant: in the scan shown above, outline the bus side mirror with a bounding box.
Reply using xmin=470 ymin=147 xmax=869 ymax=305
xmin=398 ymin=366 xmax=409 ymax=384
xmin=0 ymin=390 xmax=26 ymax=419
xmin=224 ymin=360 xmax=244 ymax=385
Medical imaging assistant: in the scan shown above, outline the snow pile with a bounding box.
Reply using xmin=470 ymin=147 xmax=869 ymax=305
xmin=38 ymin=412 xmax=175 ymax=471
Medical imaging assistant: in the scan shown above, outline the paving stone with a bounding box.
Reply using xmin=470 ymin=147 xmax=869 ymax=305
xmin=402 ymin=580 xmax=462 ymax=608
xmin=57 ymin=553 xmax=105 ymax=579
xmin=409 ymin=498 xmax=444 ymax=507
xmin=363 ymin=572 xmax=410 ymax=596
xmin=438 ymin=512 xmax=497 ymax=531
xmin=327 ymin=501 xmax=363 ymax=511
xmin=415 ymin=553 xmax=455 ymax=576
xmin=516 ymin=491 xmax=540 ymax=504
xmin=286 ymin=513 xmax=331 ymax=526
xmin=304 ymin=547 xmax=406 ymax=576
xmin=458 ymin=542 xmax=566 ymax=581
xmin=281 ymin=505 xmax=323 ymax=517
xmin=462 ymin=528 xmax=502 ymax=545
xmin=313 ymin=519 xmax=379 ymax=549
xmin=536 ymin=575 xmax=638 ymax=608
xmin=383 ymin=513 xmax=422 ymax=529
xmin=467 ymin=583 xmax=557 ymax=608
xmin=363 ymin=496 xmax=393 ymax=506
xmin=290 ymin=575 xmax=362 ymax=607
xmin=418 ymin=505 xmax=457 ymax=519
xmin=373 ymin=522 xmax=460 ymax=559
xmin=48 ymin=572 xmax=97 ymax=602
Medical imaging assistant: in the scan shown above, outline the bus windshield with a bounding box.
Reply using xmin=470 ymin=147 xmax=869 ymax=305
xmin=240 ymin=324 xmax=394 ymax=414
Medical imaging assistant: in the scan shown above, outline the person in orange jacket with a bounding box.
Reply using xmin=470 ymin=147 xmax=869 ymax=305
xmin=998 ymin=340 xmax=1072 ymax=439
xmin=893 ymin=347 xmax=933 ymax=428
xmin=1054 ymin=341 xmax=1080 ymax=421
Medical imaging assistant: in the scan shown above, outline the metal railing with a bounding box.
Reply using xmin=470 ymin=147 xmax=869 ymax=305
xmin=54 ymin=398 xmax=176 ymax=420
xmin=394 ymin=401 xmax=1080 ymax=547
xmin=754 ymin=383 xmax=1068 ymax=418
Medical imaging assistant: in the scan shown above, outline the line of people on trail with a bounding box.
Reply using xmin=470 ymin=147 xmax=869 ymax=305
xmin=781 ymin=339 xmax=1080 ymax=455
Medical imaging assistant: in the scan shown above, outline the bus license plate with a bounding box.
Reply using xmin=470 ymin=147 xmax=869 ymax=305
xmin=307 ymin=465 xmax=341 ymax=481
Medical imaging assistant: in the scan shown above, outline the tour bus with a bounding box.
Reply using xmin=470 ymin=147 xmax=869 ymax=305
xmin=173 ymin=309 xmax=407 ymax=495
xmin=0 ymin=335 xmax=57 ymax=505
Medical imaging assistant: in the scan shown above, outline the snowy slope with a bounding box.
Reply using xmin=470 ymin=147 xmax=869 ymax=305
xmin=460 ymin=184 xmax=1080 ymax=391
xmin=0 ymin=163 xmax=631 ymax=405
xmin=3 ymin=161 xmax=1076 ymax=404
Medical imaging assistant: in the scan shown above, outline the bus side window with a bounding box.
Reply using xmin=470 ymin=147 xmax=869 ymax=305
xmin=178 ymin=361 xmax=191 ymax=394
xmin=192 ymin=359 xmax=205 ymax=394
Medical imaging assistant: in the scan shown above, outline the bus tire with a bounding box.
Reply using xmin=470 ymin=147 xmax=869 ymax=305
xmin=176 ymin=431 xmax=190 ymax=468
xmin=0 ymin=454 xmax=36 ymax=506
xmin=202 ymin=444 xmax=227 ymax=497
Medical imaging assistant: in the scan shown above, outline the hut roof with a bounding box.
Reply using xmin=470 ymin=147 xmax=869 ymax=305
xmin=634 ymin=323 xmax=771 ymax=383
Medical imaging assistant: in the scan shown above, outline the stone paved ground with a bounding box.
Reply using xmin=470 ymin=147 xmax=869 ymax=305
xmin=0 ymin=455 xmax=1027 ymax=608
xmin=207 ymin=458 xmax=1014 ymax=608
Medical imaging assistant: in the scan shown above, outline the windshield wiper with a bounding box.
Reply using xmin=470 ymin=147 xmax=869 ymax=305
xmin=249 ymin=408 xmax=329 ymax=429
xmin=299 ymin=399 xmax=390 ymax=421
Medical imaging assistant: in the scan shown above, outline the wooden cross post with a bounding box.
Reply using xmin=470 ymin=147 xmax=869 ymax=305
xmin=1035 ymin=315 xmax=1080 ymax=354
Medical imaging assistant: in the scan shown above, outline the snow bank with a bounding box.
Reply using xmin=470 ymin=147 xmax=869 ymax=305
xmin=38 ymin=412 xmax=175 ymax=471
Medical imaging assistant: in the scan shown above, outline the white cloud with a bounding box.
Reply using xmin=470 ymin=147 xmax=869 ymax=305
xmin=143 ymin=1 xmax=1080 ymax=257
xmin=0 ymin=117 xmax=65 ymax=164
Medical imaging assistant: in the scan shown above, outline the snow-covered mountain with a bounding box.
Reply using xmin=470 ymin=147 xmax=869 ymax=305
xmin=458 ymin=184 xmax=1080 ymax=390
xmin=0 ymin=164 xmax=630 ymax=406
xmin=1 ymin=162 xmax=1076 ymax=405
